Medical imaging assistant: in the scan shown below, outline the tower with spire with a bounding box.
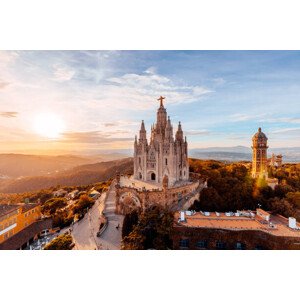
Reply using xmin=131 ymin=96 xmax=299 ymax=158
xmin=251 ymin=127 xmax=269 ymax=179
xmin=134 ymin=96 xmax=189 ymax=186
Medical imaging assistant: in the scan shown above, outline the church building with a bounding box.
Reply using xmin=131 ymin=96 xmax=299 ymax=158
xmin=133 ymin=96 xmax=189 ymax=186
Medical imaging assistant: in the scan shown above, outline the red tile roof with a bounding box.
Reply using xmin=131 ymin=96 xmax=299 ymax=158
xmin=174 ymin=211 xmax=300 ymax=238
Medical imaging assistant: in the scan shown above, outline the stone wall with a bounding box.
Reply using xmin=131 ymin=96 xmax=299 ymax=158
xmin=115 ymin=180 xmax=200 ymax=215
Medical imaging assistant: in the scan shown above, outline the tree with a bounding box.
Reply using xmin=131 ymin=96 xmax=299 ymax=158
xmin=122 ymin=210 xmax=139 ymax=238
xmin=269 ymin=197 xmax=295 ymax=218
xmin=122 ymin=206 xmax=174 ymax=250
xmin=42 ymin=198 xmax=67 ymax=215
xmin=44 ymin=234 xmax=74 ymax=250
xmin=52 ymin=210 xmax=74 ymax=228
xmin=284 ymin=192 xmax=300 ymax=208
xmin=73 ymin=194 xmax=95 ymax=215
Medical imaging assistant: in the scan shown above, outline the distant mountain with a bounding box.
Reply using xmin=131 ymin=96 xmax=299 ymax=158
xmin=0 ymin=153 xmax=129 ymax=179
xmin=190 ymin=146 xmax=300 ymax=162
xmin=0 ymin=158 xmax=133 ymax=193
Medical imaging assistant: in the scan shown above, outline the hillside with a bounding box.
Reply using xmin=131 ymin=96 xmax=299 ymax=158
xmin=0 ymin=154 xmax=96 ymax=179
xmin=0 ymin=158 xmax=133 ymax=193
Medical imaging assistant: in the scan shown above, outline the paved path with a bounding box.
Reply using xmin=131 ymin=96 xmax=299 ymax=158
xmin=69 ymin=193 xmax=105 ymax=250
xmin=96 ymin=183 xmax=124 ymax=250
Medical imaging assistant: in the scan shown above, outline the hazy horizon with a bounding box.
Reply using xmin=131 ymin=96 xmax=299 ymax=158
xmin=1 ymin=50 xmax=300 ymax=155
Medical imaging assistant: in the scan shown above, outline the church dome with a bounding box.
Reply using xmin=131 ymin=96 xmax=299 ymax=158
xmin=253 ymin=127 xmax=267 ymax=140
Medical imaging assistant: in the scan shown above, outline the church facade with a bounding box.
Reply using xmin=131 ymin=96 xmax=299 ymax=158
xmin=133 ymin=96 xmax=189 ymax=186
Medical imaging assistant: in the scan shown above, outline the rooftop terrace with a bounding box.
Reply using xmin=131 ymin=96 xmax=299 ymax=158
xmin=175 ymin=209 xmax=300 ymax=238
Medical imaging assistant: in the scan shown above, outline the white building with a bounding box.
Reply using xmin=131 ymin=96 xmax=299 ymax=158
xmin=133 ymin=96 xmax=189 ymax=187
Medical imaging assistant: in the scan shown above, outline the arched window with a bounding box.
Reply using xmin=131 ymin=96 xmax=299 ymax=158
xmin=151 ymin=173 xmax=156 ymax=181
xmin=165 ymin=158 xmax=168 ymax=165
xmin=139 ymin=173 xmax=142 ymax=180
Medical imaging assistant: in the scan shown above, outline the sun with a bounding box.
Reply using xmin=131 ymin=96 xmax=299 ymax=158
xmin=33 ymin=113 xmax=65 ymax=139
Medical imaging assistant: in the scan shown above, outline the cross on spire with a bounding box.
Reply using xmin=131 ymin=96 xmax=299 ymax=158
xmin=157 ymin=96 xmax=165 ymax=107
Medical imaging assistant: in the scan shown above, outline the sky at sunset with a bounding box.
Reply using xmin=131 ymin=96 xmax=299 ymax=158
xmin=0 ymin=50 xmax=300 ymax=155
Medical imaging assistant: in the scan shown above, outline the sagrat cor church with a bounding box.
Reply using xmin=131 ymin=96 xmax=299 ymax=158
xmin=115 ymin=96 xmax=202 ymax=215
xmin=134 ymin=96 xmax=189 ymax=186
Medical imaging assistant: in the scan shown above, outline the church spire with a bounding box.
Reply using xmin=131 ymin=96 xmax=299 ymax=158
xmin=141 ymin=120 xmax=145 ymax=131
xmin=139 ymin=120 xmax=147 ymax=142
xmin=176 ymin=121 xmax=184 ymax=141
xmin=156 ymin=96 xmax=167 ymax=134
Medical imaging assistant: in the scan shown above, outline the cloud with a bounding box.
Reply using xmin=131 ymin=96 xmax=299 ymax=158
xmin=185 ymin=129 xmax=210 ymax=136
xmin=265 ymin=117 xmax=300 ymax=124
xmin=0 ymin=111 xmax=18 ymax=118
xmin=0 ymin=51 xmax=19 ymax=67
xmin=103 ymin=120 xmax=139 ymax=128
xmin=0 ymin=81 xmax=10 ymax=89
xmin=230 ymin=113 xmax=268 ymax=122
xmin=61 ymin=131 xmax=132 ymax=144
xmin=53 ymin=64 xmax=75 ymax=81
xmin=104 ymin=122 xmax=117 ymax=127
xmin=212 ymin=77 xmax=226 ymax=85
xmin=103 ymin=68 xmax=212 ymax=110
xmin=144 ymin=67 xmax=157 ymax=74
xmin=271 ymin=128 xmax=300 ymax=135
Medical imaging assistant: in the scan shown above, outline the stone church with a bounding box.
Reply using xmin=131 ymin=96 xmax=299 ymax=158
xmin=133 ymin=96 xmax=189 ymax=186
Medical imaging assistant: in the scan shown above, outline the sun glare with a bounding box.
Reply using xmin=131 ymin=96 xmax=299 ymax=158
xmin=33 ymin=113 xmax=65 ymax=139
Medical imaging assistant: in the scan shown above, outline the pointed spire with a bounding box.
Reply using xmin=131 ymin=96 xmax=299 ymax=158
xmin=139 ymin=120 xmax=147 ymax=142
xmin=176 ymin=121 xmax=183 ymax=141
xmin=166 ymin=116 xmax=171 ymax=129
xmin=178 ymin=121 xmax=182 ymax=131
xmin=141 ymin=120 xmax=145 ymax=131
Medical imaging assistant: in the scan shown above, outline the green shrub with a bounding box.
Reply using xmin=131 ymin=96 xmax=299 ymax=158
xmin=44 ymin=234 xmax=74 ymax=250
xmin=42 ymin=198 xmax=67 ymax=214
xmin=73 ymin=195 xmax=95 ymax=215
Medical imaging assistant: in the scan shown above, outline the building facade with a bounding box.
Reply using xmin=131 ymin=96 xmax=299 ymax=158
xmin=0 ymin=203 xmax=41 ymax=244
xmin=251 ymin=127 xmax=269 ymax=179
xmin=134 ymin=96 xmax=189 ymax=186
xmin=269 ymin=153 xmax=283 ymax=168
xmin=172 ymin=209 xmax=300 ymax=250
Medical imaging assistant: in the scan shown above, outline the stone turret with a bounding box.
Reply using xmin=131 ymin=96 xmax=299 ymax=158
xmin=252 ymin=127 xmax=269 ymax=179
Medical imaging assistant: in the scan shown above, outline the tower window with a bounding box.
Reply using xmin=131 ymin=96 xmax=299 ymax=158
xmin=165 ymin=158 xmax=168 ymax=165
xmin=139 ymin=157 xmax=141 ymax=164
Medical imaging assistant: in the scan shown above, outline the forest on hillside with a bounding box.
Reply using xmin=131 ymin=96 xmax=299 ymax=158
xmin=189 ymin=159 xmax=300 ymax=220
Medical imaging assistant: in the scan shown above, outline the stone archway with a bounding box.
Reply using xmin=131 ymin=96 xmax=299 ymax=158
xmin=119 ymin=191 xmax=142 ymax=214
